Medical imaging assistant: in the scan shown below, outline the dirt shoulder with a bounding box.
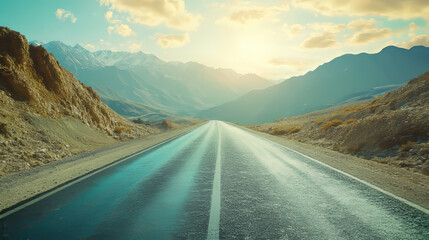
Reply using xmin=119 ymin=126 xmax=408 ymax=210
xmin=0 ymin=123 xmax=204 ymax=212
xmin=241 ymin=126 xmax=429 ymax=210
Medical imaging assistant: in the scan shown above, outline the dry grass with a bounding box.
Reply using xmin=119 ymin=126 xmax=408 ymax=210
xmin=320 ymin=119 xmax=343 ymax=130
xmin=344 ymin=118 xmax=358 ymax=124
xmin=346 ymin=142 xmax=364 ymax=153
xmin=113 ymin=126 xmax=131 ymax=134
xmin=399 ymin=141 xmax=418 ymax=152
xmin=343 ymin=102 xmax=383 ymax=112
xmin=269 ymin=126 xmax=302 ymax=136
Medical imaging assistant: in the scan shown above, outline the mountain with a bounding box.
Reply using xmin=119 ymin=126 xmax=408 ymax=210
xmin=250 ymin=71 xmax=429 ymax=174
xmin=43 ymin=43 xmax=272 ymax=116
xmin=0 ymin=27 xmax=155 ymax=176
xmin=201 ymin=45 xmax=429 ymax=124
xmin=29 ymin=40 xmax=45 ymax=46
xmin=101 ymin=97 xmax=188 ymax=122
xmin=43 ymin=41 xmax=104 ymax=75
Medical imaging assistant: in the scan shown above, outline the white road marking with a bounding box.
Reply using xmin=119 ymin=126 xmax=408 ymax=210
xmin=207 ymin=122 xmax=222 ymax=240
xmin=234 ymin=123 xmax=429 ymax=215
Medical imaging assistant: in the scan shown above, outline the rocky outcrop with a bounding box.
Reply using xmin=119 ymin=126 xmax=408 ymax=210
xmin=0 ymin=27 xmax=157 ymax=176
xmin=0 ymin=27 xmax=137 ymax=134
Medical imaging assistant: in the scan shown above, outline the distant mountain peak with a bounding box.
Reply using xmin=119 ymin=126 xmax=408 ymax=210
xmin=73 ymin=43 xmax=87 ymax=50
xmin=29 ymin=40 xmax=45 ymax=46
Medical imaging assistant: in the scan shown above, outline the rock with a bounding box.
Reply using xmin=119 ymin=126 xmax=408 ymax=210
xmin=422 ymin=160 xmax=429 ymax=176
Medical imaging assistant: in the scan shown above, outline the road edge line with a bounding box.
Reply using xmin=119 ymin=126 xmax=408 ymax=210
xmin=233 ymin=123 xmax=429 ymax=215
xmin=0 ymin=126 xmax=201 ymax=220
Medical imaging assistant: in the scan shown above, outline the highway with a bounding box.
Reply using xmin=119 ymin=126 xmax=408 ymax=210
xmin=0 ymin=121 xmax=428 ymax=239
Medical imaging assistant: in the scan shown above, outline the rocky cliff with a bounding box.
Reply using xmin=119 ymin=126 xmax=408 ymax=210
xmin=0 ymin=27 xmax=156 ymax=176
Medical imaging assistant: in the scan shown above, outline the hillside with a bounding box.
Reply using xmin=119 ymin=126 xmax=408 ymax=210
xmin=250 ymin=71 xmax=429 ymax=175
xmin=201 ymin=46 xmax=429 ymax=124
xmin=42 ymin=42 xmax=272 ymax=116
xmin=0 ymin=27 xmax=157 ymax=177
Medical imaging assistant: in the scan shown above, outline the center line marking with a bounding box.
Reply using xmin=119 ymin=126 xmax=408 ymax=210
xmin=207 ymin=122 xmax=221 ymax=240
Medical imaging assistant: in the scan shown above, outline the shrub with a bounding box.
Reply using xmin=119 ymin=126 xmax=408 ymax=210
xmin=113 ymin=126 xmax=123 ymax=134
xmin=312 ymin=117 xmax=326 ymax=124
xmin=320 ymin=119 xmax=343 ymax=130
xmin=113 ymin=126 xmax=130 ymax=134
xmin=343 ymin=102 xmax=382 ymax=113
xmin=344 ymin=118 xmax=358 ymax=124
xmin=399 ymin=141 xmax=418 ymax=152
xmin=0 ymin=123 xmax=9 ymax=137
xmin=161 ymin=119 xmax=173 ymax=129
xmin=345 ymin=142 xmax=364 ymax=153
xmin=288 ymin=127 xmax=302 ymax=134
xmin=269 ymin=126 xmax=301 ymax=135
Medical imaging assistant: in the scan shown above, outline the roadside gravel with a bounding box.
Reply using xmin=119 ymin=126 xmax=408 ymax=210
xmin=0 ymin=123 xmax=203 ymax=212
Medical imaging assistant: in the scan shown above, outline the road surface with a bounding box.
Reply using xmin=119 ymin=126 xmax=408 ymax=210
xmin=0 ymin=121 xmax=428 ymax=239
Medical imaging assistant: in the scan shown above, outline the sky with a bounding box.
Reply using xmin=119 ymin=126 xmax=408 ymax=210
xmin=1 ymin=0 xmax=428 ymax=80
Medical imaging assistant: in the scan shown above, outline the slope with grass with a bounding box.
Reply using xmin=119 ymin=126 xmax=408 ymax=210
xmin=250 ymin=71 xmax=429 ymax=175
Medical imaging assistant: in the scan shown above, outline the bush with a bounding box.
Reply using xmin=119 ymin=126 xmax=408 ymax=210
xmin=113 ymin=126 xmax=123 ymax=134
xmin=344 ymin=118 xmax=358 ymax=124
xmin=113 ymin=126 xmax=131 ymax=134
xmin=346 ymin=142 xmax=364 ymax=153
xmin=0 ymin=123 xmax=9 ymax=137
xmin=320 ymin=119 xmax=343 ymax=130
xmin=161 ymin=119 xmax=173 ymax=129
xmin=269 ymin=126 xmax=301 ymax=136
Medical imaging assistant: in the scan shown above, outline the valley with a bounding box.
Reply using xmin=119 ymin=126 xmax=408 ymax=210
xmin=1 ymin=0 xmax=429 ymax=237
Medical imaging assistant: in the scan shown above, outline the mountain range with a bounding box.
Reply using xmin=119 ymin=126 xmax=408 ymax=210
xmin=200 ymin=45 xmax=429 ymax=124
xmin=37 ymin=41 xmax=272 ymax=118
xmin=0 ymin=27 xmax=156 ymax=176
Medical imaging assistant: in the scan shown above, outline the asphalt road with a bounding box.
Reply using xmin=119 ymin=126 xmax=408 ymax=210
xmin=0 ymin=121 xmax=428 ymax=239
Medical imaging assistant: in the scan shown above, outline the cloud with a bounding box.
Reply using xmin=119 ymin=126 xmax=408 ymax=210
xmin=347 ymin=18 xmax=393 ymax=44
xmin=349 ymin=28 xmax=393 ymax=44
xmin=283 ymin=23 xmax=305 ymax=37
xmin=347 ymin=18 xmax=376 ymax=31
xmin=268 ymin=58 xmax=310 ymax=69
xmin=408 ymin=22 xmax=418 ymax=37
xmin=128 ymin=43 xmax=142 ymax=52
xmin=152 ymin=33 xmax=190 ymax=48
xmin=397 ymin=35 xmax=429 ymax=48
xmin=307 ymin=22 xmax=346 ymax=33
xmin=283 ymin=22 xmax=345 ymax=38
xmin=217 ymin=1 xmax=289 ymax=25
xmin=226 ymin=9 xmax=271 ymax=24
xmin=107 ymin=26 xmax=114 ymax=34
xmin=55 ymin=9 xmax=77 ymax=23
xmin=299 ymin=18 xmax=394 ymax=48
xmin=105 ymin=10 xmax=122 ymax=24
xmin=105 ymin=11 xmax=113 ymax=21
xmin=292 ymin=0 xmax=429 ymax=20
xmin=99 ymin=0 xmax=200 ymax=31
xmin=302 ymin=32 xmax=338 ymax=49
xmin=107 ymin=24 xmax=136 ymax=36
